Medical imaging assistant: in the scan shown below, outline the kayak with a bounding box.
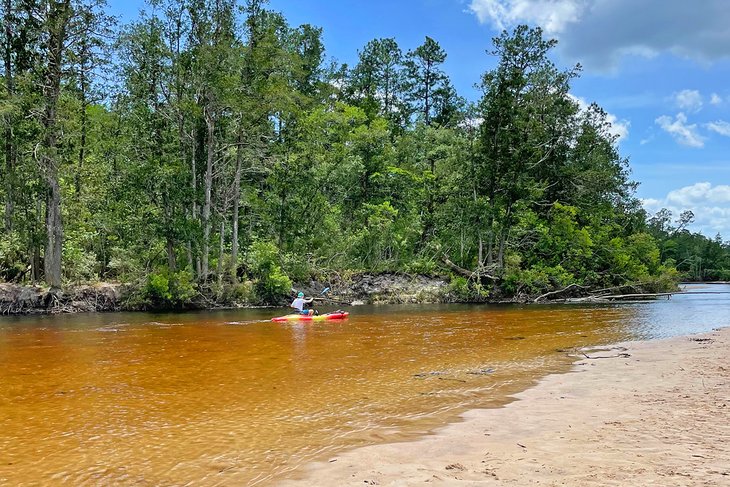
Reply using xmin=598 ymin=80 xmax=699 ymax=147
xmin=271 ymin=311 xmax=349 ymax=322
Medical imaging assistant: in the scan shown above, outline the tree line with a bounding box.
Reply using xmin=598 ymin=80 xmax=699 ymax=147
xmin=1 ymin=0 xmax=728 ymax=306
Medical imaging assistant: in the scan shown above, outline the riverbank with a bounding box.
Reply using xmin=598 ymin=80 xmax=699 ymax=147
xmin=0 ymin=273 xmax=686 ymax=315
xmin=0 ymin=274 xmax=452 ymax=315
xmin=280 ymin=327 xmax=730 ymax=486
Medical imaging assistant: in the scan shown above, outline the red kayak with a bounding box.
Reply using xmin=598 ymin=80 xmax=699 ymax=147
xmin=271 ymin=311 xmax=349 ymax=322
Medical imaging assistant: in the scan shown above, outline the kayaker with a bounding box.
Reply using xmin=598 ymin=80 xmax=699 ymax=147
xmin=290 ymin=291 xmax=314 ymax=316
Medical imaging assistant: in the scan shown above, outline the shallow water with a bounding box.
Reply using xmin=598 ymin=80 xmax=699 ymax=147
xmin=1 ymin=284 xmax=728 ymax=485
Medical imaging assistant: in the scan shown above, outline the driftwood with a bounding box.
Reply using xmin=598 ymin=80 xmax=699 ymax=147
xmin=441 ymin=255 xmax=497 ymax=281
xmin=598 ymin=293 xmax=673 ymax=300
xmin=534 ymin=283 xmax=588 ymax=303
xmin=581 ymin=352 xmax=631 ymax=359
xmin=560 ymin=292 xmax=675 ymax=303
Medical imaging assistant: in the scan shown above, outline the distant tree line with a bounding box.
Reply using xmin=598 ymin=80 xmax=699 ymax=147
xmin=1 ymin=0 xmax=727 ymax=306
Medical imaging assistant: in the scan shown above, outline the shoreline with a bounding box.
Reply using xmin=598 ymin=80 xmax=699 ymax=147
xmin=279 ymin=327 xmax=730 ymax=486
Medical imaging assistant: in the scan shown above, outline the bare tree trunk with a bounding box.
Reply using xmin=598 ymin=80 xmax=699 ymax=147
xmin=190 ymin=133 xmax=201 ymax=277
xmin=3 ymin=0 xmax=14 ymax=231
xmin=230 ymin=131 xmax=243 ymax=277
xmin=217 ymin=220 xmax=225 ymax=284
xmin=41 ymin=0 xmax=71 ymax=289
xmin=166 ymin=236 xmax=177 ymax=271
xmin=75 ymin=35 xmax=89 ymax=197
xmin=202 ymin=106 xmax=215 ymax=281
xmin=44 ymin=179 xmax=63 ymax=288
xmin=186 ymin=241 xmax=194 ymax=271
xmin=30 ymin=199 xmax=42 ymax=283
xmin=496 ymin=202 xmax=513 ymax=269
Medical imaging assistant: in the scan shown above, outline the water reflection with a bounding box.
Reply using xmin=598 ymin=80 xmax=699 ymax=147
xmin=0 ymin=284 xmax=727 ymax=485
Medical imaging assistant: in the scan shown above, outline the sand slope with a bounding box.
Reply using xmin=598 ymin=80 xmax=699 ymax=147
xmin=280 ymin=328 xmax=730 ymax=486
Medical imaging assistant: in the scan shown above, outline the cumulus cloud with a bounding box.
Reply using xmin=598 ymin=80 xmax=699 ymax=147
xmin=674 ymin=89 xmax=703 ymax=113
xmin=655 ymin=113 xmax=705 ymax=148
xmin=665 ymin=182 xmax=730 ymax=206
xmin=642 ymin=182 xmax=730 ymax=237
xmin=469 ymin=0 xmax=586 ymax=34
xmin=710 ymin=93 xmax=723 ymax=105
xmin=706 ymin=120 xmax=730 ymax=137
xmin=468 ymin=0 xmax=730 ymax=70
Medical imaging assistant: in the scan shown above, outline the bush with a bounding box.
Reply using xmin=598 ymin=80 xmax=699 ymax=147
xmin=0 ymin=230 xmax=27 ymax=282
xmin=63 ymin=243 xmax=98 ymax=284
xmin=247 ymin=241 xmax=292 ymax=304
xmin=141 ymin=269 xmax=197 ymax=308
xmin=447 ymin=276 xmax=490 ymax=302
xmin=504 ymin=264 xmax=575 ymax=296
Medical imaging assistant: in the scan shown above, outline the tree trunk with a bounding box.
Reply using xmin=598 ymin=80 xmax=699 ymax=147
xmin=202 ymin=106 xmax=215 ymax=281
xmin=41 ymin=0 xmax=71 ymax=289
xmin=230 ymin=131 xmax=243 ymax=277
xmin=424 ymin=59 xmax=432 ymax=126
xmin=3 ymin=0 xmax=14 ymax=231
xmin=166 ymin=237 xmax=177 ymax=272
xmin=44 ymin=179 xmax=63 ymax=288
xmin=217 ymin=220 xmax=225 ymax=284
xmin=190 ymin=132 xmax=201 ymax=277
xmin=75 ymin=37 xmax=89 ymax=197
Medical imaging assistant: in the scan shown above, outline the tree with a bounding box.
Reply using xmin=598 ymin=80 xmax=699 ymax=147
xmin=473 ymin=25 xmax=579 ymax=270
xmin=404 ymin=36 xmax=448 ymax=126
xmin=349 ymin=37 xmax=406 ymax=129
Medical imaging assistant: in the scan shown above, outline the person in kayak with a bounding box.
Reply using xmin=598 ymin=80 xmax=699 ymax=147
xmin=291 ymin=291 xmax=315 ymax=316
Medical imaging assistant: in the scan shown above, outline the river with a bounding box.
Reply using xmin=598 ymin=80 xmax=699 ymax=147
xmin=1 ymin=283 xmax=728 ymax=485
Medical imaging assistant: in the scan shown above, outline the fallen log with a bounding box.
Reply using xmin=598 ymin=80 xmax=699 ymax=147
xmin=534 ymin=283 xmax=588 ymax=303
xmin=600 ymin=293 xmax=673 ymax=300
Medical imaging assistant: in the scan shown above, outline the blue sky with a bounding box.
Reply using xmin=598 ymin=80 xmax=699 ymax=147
xmin=109 ymin=0 xmax=730 ymax=238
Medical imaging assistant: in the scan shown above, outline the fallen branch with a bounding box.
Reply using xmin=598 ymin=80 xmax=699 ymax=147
xmin=599 ymin=293 xmax=673 ymax=300
xmin=534 ymin=283 xmax=588 ymax=303
xmin=581 ymin=352 xmax=631 ymax=359
xmin=441 ymin=255 xmax=497 ymax=281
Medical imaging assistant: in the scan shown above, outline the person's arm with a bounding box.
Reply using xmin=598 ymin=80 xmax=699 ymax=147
xmin=304 ymin=297 xmax=314 ymax=304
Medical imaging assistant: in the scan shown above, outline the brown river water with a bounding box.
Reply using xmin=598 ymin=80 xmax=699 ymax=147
xmin=1 ymin=284 xmax=728 ymax=486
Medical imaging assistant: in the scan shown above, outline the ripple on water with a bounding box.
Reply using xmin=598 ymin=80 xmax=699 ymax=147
xmin=1 ymin=287 xmax=728 ymax=485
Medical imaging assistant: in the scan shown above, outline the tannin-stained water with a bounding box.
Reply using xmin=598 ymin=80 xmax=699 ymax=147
xmin=1 ymin=284 xmax=728 ymax=485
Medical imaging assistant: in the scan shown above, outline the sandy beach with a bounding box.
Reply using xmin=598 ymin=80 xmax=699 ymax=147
xmin=280 ymin=327 xmax=730 ymax=486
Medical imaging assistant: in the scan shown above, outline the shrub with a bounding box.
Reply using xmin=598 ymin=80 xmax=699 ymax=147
xmin=447 ymin=276 xmax=490 ymax=302
xmin=247 ymin=241 xmax=292 ymax=304
xmin=0 ymin=231 xmax=27 ymax=282
xmin=141 ymin=269 xmax=197 ymax=308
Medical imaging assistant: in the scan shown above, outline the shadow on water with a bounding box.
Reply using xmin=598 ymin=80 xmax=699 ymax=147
xmin=0 ymin=284 xmax=727 ymax=485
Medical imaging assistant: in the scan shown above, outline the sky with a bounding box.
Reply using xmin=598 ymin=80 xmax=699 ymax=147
xmin=108 ymin=0 xmax=730 ymax=239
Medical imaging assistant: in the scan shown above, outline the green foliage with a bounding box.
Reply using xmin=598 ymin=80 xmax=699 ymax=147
xmin=5 ymin=1 xmax=717 ymax=309
xmin=141 ymin=269 xmax=197 ymax=308
xmin=62 ymin=243 xmax=98 ymax=284
xmin=503 ymin=264 xmax=575 ymax=296
xmin=447 ymin=276 xmax=490 ymax=302
xmin=247 ymin=241 xmax=292 ymax=304
xmin=0 ymin=231 xmax=27 ymax=282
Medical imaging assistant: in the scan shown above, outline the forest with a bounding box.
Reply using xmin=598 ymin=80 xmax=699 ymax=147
xmin=1 ymin=0 xmax=729 ymax=309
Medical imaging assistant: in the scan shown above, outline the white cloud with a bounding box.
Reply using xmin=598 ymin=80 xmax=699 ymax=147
xmin=640 ymin=135 xmax=654 ymax=145
xmin=706 ymin=120 xmax=730 ymax=137
xmin=568 ymin=94 xmax=630 ymax=141
xmin=468 ymin=0 xmax=586 ymax=34
xmin=674 ymin=89 xmax=703 ymax=113
xmin=642 ymin=182 xmax=730 ymax=237
xmin=468 ymin=0 xmax=730 ymax=71
xmin=665 ymin=182 xmax=730 ymax=206
xmin=710 ymin=93 xmax=722 ymax=105
xmin=655 ymin=113 xmax=705 ymax=148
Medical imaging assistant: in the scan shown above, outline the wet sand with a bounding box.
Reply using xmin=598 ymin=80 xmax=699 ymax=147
xmin=280 ymin=327 xmax=730 ymax=486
